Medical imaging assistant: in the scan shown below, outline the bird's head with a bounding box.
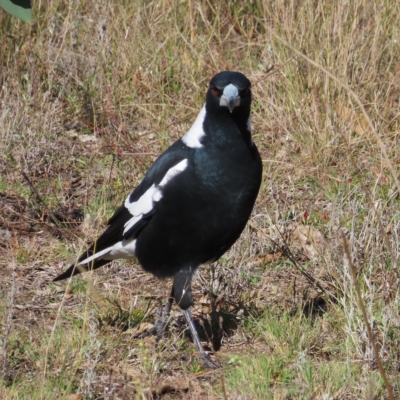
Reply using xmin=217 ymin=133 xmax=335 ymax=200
xmin=206 ymin=71 xmax=252 ymax=114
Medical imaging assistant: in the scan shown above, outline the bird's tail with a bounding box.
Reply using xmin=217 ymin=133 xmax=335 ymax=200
xmin=53 ymin=246 xmax=112 ymax=281
xmin=53 ymin=258 xmax=111 ymax=281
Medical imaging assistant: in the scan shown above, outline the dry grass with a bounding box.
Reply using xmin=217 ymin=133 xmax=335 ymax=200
xmin=1 ymin=0 xmax=400 ymax=398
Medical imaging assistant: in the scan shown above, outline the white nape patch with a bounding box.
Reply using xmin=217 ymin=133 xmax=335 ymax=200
xmin=123 ymin=159 xmax=189 ymax=235
xmin=182 ymin=105 xmax=206 ymax=148
xmin=246 ymin=118 xmax=252 ymax=132
xmin=247 ymin=118 xmax=254 ymax=145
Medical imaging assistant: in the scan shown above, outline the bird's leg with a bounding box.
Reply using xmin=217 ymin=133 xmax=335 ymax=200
xmin=140 ymin=286 xmax=174 ymax=340
xmin=181 ymin=308 xmax=220 ymax=369
xmin=154 ymin=290 xmax=174 ymax=343
xmin=173 ymin=266 xmax=219 ymax=369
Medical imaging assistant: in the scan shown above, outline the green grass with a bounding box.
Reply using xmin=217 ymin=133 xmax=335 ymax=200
xmin=225 ymin=308 xmax=385 ymax=399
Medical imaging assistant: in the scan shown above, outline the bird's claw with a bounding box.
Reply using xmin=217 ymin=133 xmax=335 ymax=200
xmin=198 ymin=352 xmax=220 ymax=369
xmin=138 ymin=300 xmax=171 ymax=342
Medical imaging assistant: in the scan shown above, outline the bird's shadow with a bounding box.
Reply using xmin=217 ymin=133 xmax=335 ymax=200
xmin=182 ymin=310 xmax=237 ymax=352
xmin=179 ymin=295 xmax=258 ymax=352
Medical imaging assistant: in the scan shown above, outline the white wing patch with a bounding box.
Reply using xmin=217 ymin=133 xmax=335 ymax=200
xmin=123 ymin=184 xmax=158 ymax=234
xmin=182 ymin=105 xmax=206 ymax=148
xmin=78 ymin=238 xmax=137 ymax=265
xmin=78 ymin=246 xmax=117 ymax=265
xmin=159 ymin=158 xmax=188 ymax=185
xmin=76 ymin=159 xmax=188 ymax=266
xmin=103 ymin=237 xmax=137 ymax=260
xmin=123 ymin=159 xmax=189 ymax=236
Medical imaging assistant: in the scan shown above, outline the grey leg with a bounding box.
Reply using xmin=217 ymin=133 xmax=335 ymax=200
xmin=155 ymin=295 xmax=173 ymax=342
xmin=140 ymin=287 xmax=174 ymax=340
xmin=181 ymin=308 xmax=220 ymax=369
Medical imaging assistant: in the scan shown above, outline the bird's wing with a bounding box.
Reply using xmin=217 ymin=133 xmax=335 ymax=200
xmin=54 ymin=142 xmax=190 ymax=281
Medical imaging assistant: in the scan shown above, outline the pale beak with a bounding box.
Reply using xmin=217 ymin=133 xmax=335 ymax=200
xmin=219 ymin=84 xmax=240 ymax=113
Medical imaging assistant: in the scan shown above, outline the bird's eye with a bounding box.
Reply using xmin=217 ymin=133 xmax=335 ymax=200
xmin=241 ymin=87 xmax=250 ymax=96
xmin=211 ymin=87 xmax=221 ymax=96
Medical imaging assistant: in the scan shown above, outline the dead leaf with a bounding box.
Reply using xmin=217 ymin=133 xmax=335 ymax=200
xmin=261 ymin=253 xmax=283 ymax=262
xmin=335 ymin=103 xmax=354 ymax=122
xmin=0 ymin=229 xmax=12 ymax=241
xmin=65 ymin=394 xmax=83 ymax=400
xmin=373 ymin=166 xmax=389 ymax=183
xmin=335 ymin=103 xmax=372 ymax=136
xmin=65 ymin=130 xmax=78 ymax=138
xmin=354 ymin=115 xmax=372 ymax=136
xmin=78 ymin=134 xmax=98 ymax=143
xmin=290 ymin=224 xmax=326 ymax=259
xmin=198 ymin=295 xmax=210 ymax=305
xmin=192 ymin=296 xmax=212 ymax=314
xmin=157 ymin=377 xmax=190 ymax=395
xmin=125 ymin=322 xmax=154 ymax=337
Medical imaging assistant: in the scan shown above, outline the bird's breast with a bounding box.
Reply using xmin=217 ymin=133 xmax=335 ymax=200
xmin=194 ymin=144 xmax=259 ymax=194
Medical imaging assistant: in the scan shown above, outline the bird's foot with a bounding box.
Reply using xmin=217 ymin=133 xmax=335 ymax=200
xmin=139 ymin=300 xmax=172 ymax=342
xmin=198 ymin=352 xmax=220 ymax=369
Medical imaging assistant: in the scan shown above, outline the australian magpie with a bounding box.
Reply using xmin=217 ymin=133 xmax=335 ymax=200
xmin=54 ymin=71 xmax=262 ymax=368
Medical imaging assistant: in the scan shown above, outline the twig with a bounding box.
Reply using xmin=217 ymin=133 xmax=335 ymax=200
xmin=21 ymin=171 xmax=48 ymax=210
xmin=20 ymin=171 xmax=67 ymax=238
xmin=221 ymin=1 xmax=250 ymax=40
xmin=0 ymin=261 xmax=17 ymax=380
xmin=269 ymin=235 xmax=329 ymax=298
xmin=342 ymin=138 xmax=395 ymax=267
xmin=341 ymin=231 xmax=395 ymax=400
xmin=254 ymin=54 xmax=297 ymax=85
xmin=220 ymin=373 xmax=228 ymax=400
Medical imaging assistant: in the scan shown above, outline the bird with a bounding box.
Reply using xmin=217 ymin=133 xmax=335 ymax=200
xmin=54 ymin=71 xmax=263 ymax=368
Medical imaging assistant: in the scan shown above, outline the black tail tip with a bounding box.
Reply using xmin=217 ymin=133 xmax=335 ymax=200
xmin=53 ymin=270 xmax=72 ymax=282
xmin=52 ymin=264 xmax=82 ymax=282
